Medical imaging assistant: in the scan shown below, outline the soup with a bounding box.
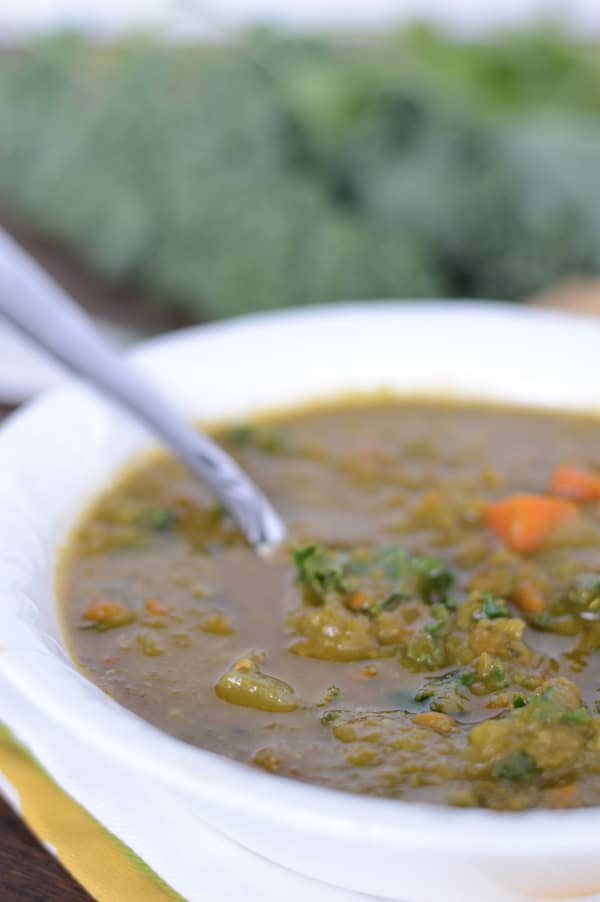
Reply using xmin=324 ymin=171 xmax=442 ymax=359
xmin=59 ymin=398 xmax=600 ymax=810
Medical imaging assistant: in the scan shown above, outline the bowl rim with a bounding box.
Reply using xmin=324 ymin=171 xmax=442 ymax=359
xmin=3 ymin=298 xmax=600 ymax=856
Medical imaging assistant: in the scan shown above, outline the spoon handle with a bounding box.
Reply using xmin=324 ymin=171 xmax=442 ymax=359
xmin=0 ymin=227 xmax=285 ymax=550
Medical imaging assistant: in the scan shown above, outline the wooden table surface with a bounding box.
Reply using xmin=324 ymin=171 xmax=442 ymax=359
xmin=0 ymin=800 xmax=93 ymax=901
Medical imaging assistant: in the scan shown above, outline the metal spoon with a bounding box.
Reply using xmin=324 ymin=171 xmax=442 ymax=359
xmin=0 ymin=227 xmax=286 ymax=552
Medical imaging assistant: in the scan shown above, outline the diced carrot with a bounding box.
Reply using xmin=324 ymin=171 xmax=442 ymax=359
xmin=347 ymin=591 xmax=372 ymax=612
xmin=85 ymin=600 xmax=127 ymax=622
xmin=413 ymin=712 xmax=456 ymax=734
xmin=84 ymin=600 xmax=135 ymax=629
xmin=550 ymin=464 xmax=600 ymax=502
xmin=547 ymin=783 xmax=578 ymax=808
xmin=144 ymin=598 xmax=169 ymax=615
xmin=232 ymin=657 xmax=255 ymax=672
xmin=512 ymin=580 xmax=546 ymax=614
xmin=351 ymin=664 xmax=378 ymax=681
xmin=422 ymin=489 xmax=442 ymax=506
xmin=486 ymin=494 xmax=578 ymax=554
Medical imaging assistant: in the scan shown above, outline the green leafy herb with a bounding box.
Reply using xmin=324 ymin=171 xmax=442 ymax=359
xmin=529 ymin=611 xmax=579 ymax=636
xmin=403 ymin=630 xmax=446 ymax=671
xmin=530 ymin=611 xmax=552 ymax=631
xmin=367 ymin=592 xmax=407 ymax=618
xmin=414 ymin=670 xmax=470 ymax=713
xmin=226 ymin=424 xmax=253 ymax=445
xmin=424 ymin=603 xmax=450 ymax=636
xmin=293 ymin=544 xmax=411 ymax=608
xmin=226 ymin=424 xmax=287 ymax=454
xmin=512 ymin=694 xmax=527 ymax=709
xmin=481 ymin=593 xmax=509 ymax=620
xmin=560 ymin=707 xmax=591 ymax=726
xmin=315 ymin=682 xmax=341 ymax=706
xmin=293 ymin=544 xmax=456 ymax=614
xmin=489 ymin=663 xmax=507 ymax=688
xmin=320 ymin=711 xmax=339 ymax=726
xmin=411 ymin=556 xmax=454 ymax=604
xmin=567 ymin=579 xmax=600 ymax=608
xmin=139 ymin=506 xmax=179 ymax=532
xmin=414 ymin=686 xmax=435 ymax=702
xmin=527 ymin=683 xmax=582 ymax=723
xmin=293 ymin=544 xmax=350 ymax=604
xmin=493 ymin=750 xmax=541 ymax=783
xmin=443 ymin=596 xmax=460 ymax=612
xmin=460 ymin=671 xmax=477 ymax=688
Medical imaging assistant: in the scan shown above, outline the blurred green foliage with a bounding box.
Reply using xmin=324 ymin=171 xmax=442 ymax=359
xmin=1 ymin=26 xmax=600 ymax=318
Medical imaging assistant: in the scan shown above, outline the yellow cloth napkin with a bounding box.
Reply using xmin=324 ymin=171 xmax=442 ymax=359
xmin=0 ymin=726 xmax=182 ymax=902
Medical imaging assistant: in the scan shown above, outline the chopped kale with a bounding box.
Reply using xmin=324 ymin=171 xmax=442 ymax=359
xmin=493 ymin=750 xmax=541 ymax=783
xmin=411 ymin=556 xmax=454 ymax=604
xmin=293 ymin=544 xmax=411 ymax=607
xmin=530 ymin=611 xmax=552 ymax=631
xmin=403 ymin=630 xmax=446 ymax=670
xmin=226 ymin=423 xmax=288 ymax=453
xmin=139 ymin=506 xmax=179 ymax=532
xmin=443 ymin=596 xmax=460 ymax=612
xmin=293 ymin=543 xmax=456 ymax=616
xmin=293 ymin=544 xmax=350 ymax=603
xmin=424 ymin=603 xmax=450 ymax=636
xmin=414 ymin=685 xmax=436 ymax=702
xmin=367 ymin=591 xmax=408 ymax=618
xmin=481 ymin=593 xmax=509 ymax=620
xmin=320 ymin=711 xmax=339 ymax=726
xmin=489 ymin=663 xmax=508 ymax=689
xmin=226 ymin=424 xmax=253 ymax=445
xmin=526 ymin=683 xmax=582 ymax=723
xmin=529 ymin=611 xmax=579 ymax=636
xmin=560 ymin=707 xmax=591 ymax=726
xmin=568 ymin=577 xmax=600 ymax=607
xmin=414 ymin=669 xmax=471 ymax=714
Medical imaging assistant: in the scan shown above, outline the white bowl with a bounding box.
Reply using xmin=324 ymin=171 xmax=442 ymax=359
xmin=2 ymin=302 xmax=600 ymax=902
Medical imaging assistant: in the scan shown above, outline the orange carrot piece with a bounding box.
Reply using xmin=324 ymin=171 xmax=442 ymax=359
xmin=144 ymin=598 xmax=169 ymax=615
xmin=347 ymin=591 xmax=372 ymax=612
xmin=351 ymin=664 xmax=379 ymax=681
xmin=486 ymin=494 xmax=578 ymax=554
xmin=513 ymin=580 xmax=546 ymax=614
xmin=84 ymin=599 xmax=135 ymax=629
xmin=85 ymin=600 xmax=127 ymax=622
xmin=422 ymin=489 xmax=442 ymax=506
xmin=550 ymin=463 xmax=600 ymax=502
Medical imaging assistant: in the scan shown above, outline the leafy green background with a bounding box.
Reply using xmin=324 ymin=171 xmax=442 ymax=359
xmin=1 ymin=26 xmax=600 ymax=319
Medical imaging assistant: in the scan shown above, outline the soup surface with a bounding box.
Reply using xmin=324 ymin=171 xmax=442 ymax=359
xmin=60 ymin=398 xmax=600 ymax=810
